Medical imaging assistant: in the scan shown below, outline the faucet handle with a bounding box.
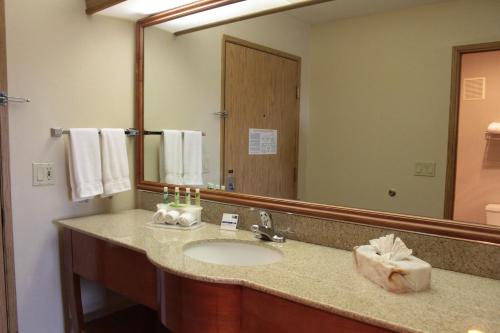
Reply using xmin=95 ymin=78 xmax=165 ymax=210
xmin=259 ymin=211 xmax=273 ymax=228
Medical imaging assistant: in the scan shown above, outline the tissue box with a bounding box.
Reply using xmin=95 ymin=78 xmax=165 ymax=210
xmin=354 ymin=245 xmax=431 ymax=293
xmin=157 ymin=203 xmax=203 ymax=224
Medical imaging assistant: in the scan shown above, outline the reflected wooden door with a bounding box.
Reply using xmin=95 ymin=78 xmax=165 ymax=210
xmin=223 ymin=37 xmax=300 ymax=199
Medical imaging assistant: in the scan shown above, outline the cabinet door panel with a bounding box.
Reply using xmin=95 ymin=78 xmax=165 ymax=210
xmin=71 ymin=231 xmax=158 ymax=310
xmin=241 ymin=288 xmax=393 ymax=333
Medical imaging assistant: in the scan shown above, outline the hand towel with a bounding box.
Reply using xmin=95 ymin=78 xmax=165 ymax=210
xmin=178 ymin=212 xmax=197 ymax=227
xmin=487 ymin=122 xmax=500 ymax=134
xmin=68 ymin=128 xmax=103 ymax=201
xmin=183 ymin=130 xmax=203 ymax=186
xmin=152 ymin=209 xmax=168 ymax=224
xmin=164 ymin=210 xmax=180 ymax=225
xmin=160 ymin=130 xmax=183 ymax=184
xmin=100 ymin=128 xmax=131 ymax=196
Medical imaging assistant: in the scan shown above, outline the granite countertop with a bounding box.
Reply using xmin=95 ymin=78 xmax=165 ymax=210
xmin=56 ymin=209 xmax=500 ymax=333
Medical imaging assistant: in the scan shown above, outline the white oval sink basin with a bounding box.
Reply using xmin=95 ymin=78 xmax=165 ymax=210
xmin=183 ymin=240 xmax=283 ymax=266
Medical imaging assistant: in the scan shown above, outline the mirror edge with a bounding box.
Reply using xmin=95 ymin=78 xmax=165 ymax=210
xmin=134 ymin=0 xmax=500 ymax=246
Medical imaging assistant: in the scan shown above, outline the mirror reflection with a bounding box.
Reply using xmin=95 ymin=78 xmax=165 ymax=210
xmin=142 ymin=0 xmax=500 ymax=225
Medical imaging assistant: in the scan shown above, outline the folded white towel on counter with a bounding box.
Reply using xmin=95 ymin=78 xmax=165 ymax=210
xmin=152 ymin=209 xmax=168 ymax=224
xmin=68 ymin=128 xmax=103 ymax=201
xmin=354 ymin=234 xmax=431 ymax=293
xmin=164 ymin=210 xmax=180 ymax=225
xmin=487 ymin=122 xmax=500 ymax=134
xmin=178 ymin=212 xmax=197 ymax=227
xmin=100 ymin=128 xmax=131 ymax=196
xmin=182 ymin=130 xmax=203 ymax=186
xmin=160 ymin=130 xmax=183 ymax=184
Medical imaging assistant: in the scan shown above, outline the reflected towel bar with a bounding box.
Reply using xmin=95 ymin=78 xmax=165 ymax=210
xmin=144 ymin=130 xmax=206 ymax=136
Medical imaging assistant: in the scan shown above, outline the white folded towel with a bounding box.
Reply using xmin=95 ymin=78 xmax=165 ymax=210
xmin=487 ymin=122 xmax=500 ymax=134
xmin=164 ymin=210 xmax=180 ymax=225
xmin=68 ymin=128 xmax=103 ymax=201
xmin=160 ymin=130 xmax=183 ymax=184
xmin=152 ymin=209 xmax=168 ymax=224
xmin=100 ymin=128 xmax=131 ymax=196
xmin=183 ymin=130 xmax=203 ymax=186
xmin=178 ymin=212 xmax=197 ymax=227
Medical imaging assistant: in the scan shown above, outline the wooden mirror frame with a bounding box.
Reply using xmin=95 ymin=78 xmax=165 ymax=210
xmin=135 ymin=0 xmax=500 ymax=245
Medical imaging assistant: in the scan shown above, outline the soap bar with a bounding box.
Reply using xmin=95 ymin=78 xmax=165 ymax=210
xmin=354 ymin=245 xmax=431 ymax=293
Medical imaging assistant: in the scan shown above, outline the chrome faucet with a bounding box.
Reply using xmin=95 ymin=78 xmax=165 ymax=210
xmin=251 ymin=211 xmax=285 ymax=243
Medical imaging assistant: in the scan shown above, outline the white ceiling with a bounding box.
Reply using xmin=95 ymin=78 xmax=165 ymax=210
xmin=286 ymin=0 xmax=453 ymax=25
xmin=98 ymin=0 xmax=454 ymax=33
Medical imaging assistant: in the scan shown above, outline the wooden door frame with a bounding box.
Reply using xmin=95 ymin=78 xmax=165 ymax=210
xmin=444 ymin=41 xmax=500 ymax=219
xmin=220 ymin=35 xmax=302 ymax=197
xmin=0 ymin=0 xmax=18 ymax=332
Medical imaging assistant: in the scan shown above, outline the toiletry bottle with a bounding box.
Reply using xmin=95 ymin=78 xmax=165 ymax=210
xmin=163 ymin=186 xmax=169 ymax=204
xmin=226 ymin=170 xmax=235 ymax=192
xmin=174 ymin=187 xmax=180 ymax=205
xmin=221 ymin=185 xmax=226 ymax=191
xmin=195 ymin=188 xmax=201 ymax=206
xmin=185 ymin=188 xmax=191 ymax=205
xmin=215 ymin=184 xmax=220 ymax=190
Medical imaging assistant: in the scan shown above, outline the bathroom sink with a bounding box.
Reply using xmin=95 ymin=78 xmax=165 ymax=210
xmin=183 ymin=240 xmax=283 ymax=266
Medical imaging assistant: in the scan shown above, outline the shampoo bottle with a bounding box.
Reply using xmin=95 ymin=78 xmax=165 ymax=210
xmin=174 ymin=187 xmax=180 ymax=205
xmin=185 ymin=188 xmax=191 ymax=205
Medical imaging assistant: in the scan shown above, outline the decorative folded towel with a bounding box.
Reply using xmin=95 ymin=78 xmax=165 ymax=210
xmin=100 ymin=128 xmax=131 ymax=196
xmin=354 ymin=234 xmax=431 ymax=293
xmin=164 ymin=210 xmax=180 ymax=225
xmin=68 ymin=128 xmax=103 ymax=201
xmin=152 ymin=209 xmax=168 ymax=224
xmin=160 ymin=130 xmax=183 ymax=184
xmin=182 ymin=130 xmax=203 ymax=186
xmin=487 ymin=122 xmax=500 ymax=134
xmin=178 ymin=212 xmax=197 ymax=227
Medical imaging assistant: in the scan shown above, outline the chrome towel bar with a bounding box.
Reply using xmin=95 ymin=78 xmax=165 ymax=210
xmin=0 ymin=92 xmax=30 ymax=106
xmin=50 ymin=128 xmax=140 ymax=137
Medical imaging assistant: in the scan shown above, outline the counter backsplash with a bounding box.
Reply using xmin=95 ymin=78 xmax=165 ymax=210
xmin=138 ymin=190 xmax=500 ymax=280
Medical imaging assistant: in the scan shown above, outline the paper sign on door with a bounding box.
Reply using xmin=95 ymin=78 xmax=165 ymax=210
xmin=249 ymin=129 xmax=278 ymax=155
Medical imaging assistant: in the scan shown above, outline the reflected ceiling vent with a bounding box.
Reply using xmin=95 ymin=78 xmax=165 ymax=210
xmin=463 ymin=77 xmax=486 ymax=100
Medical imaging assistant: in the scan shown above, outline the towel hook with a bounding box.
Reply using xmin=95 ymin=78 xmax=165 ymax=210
xmin=0 ymin=92 xmax=31 ymax=106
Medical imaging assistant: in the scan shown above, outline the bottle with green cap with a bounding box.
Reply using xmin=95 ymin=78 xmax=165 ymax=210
xmin=195 ymin=188 xmax=201 ymax=206
xmin=174 ymin=187 xmax=180 ymax=205
xmin=185 ymin=188 xmax=191 ymax=205
xmin=163 ymin=186 xmax=169 ymax=204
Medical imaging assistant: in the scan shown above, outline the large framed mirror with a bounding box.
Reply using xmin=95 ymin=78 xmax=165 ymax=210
xmin=136 ymin=0 xmax=500 ymax=244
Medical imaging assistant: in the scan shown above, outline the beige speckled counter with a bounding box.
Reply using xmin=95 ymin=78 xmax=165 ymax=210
xmin=56 ymin=209 xmax=500 ymax=333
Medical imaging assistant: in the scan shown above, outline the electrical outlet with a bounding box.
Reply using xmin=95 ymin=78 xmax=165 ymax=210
xmin=33 ymin=163 xmax=55 ymax=186
xmin=414 ymin=162 xmax=436 ymax=177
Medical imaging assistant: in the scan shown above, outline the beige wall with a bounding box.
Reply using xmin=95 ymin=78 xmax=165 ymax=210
xmin=306 ymin=0 xmax=500 ymax=218
xmin=5 ymin=0 xmax=136 ymax=332
xmin=143 ymin=13 xmax=310 ymax=189
xmin=454 ymin=50 xmax=500 ymax=224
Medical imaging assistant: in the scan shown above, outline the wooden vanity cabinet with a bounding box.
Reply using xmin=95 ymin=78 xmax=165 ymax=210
xmin=63 ymin=229 xmax=393 ymax=333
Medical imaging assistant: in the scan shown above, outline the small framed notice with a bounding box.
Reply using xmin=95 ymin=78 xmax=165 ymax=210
xmin=221 ymin=213 xmax=239 ymax=231
xmin=249 ymin=128 xmax=278 ymax=155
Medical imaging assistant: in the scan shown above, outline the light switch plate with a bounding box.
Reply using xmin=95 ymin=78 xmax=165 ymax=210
xmin=414 ymin=162 xmax=436 ymax=177
xmin=33 ymin=163 xmax=55 ymax=186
